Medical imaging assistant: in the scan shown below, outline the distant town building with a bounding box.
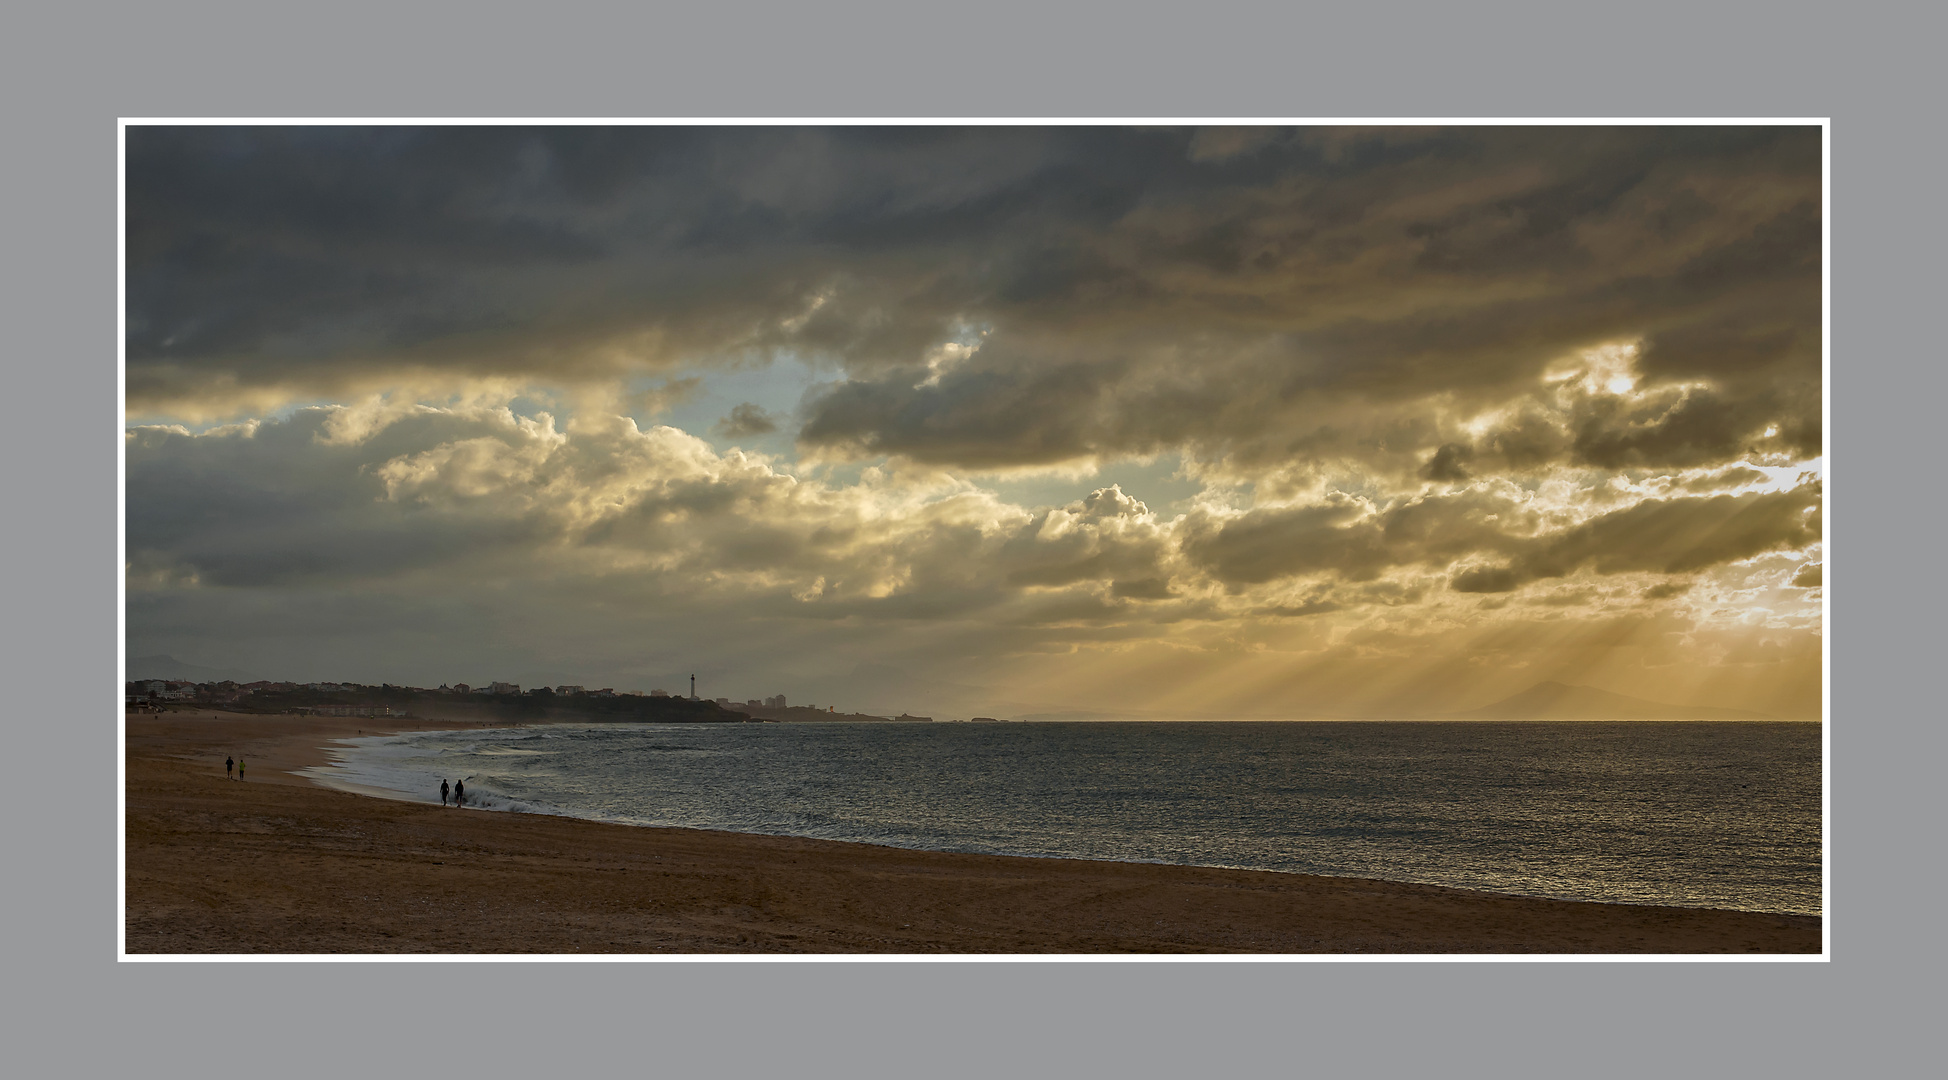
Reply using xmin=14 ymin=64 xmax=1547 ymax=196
xmin=650 ymin=689 xmax=669 ymax=698
xmin=715 ymin=697 xmax=730 ymax=706
xmin=765 ymin=694 xmax=787 ymax=708
xmin=450 ymin=683 xmax=470 ymax=693
xmin=746 ymin=699 xmax=763 ymax=708
xmin=490 ymin=682 xmax=519 ymax=694
xmin=556 ymin=685 xmax=584 ymax=695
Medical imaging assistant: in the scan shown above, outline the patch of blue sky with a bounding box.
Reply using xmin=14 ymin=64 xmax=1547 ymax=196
xmin=981 ymin=453 xmax=1206 ymax=515
xmin=626 ymin=354 xmax=833 ymax=462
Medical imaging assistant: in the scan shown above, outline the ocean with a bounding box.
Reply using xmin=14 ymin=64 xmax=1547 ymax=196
xmin=302 ymin=720 xmax=1823 ymax=916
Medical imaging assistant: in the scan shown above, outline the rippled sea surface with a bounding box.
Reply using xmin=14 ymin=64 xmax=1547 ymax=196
xmin=308 ymin=720 xmax=1823 ymax=915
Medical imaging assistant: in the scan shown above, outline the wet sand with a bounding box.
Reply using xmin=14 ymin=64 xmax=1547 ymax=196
xmin=124 ymin=712 xmax=1823 ymax=954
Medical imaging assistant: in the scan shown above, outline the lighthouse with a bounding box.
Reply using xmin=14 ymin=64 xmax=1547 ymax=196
xmin=690 ymin=674 xmax=696 ymax=701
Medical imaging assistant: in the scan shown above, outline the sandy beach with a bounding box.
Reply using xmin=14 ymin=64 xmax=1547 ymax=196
xmin=124 ymin=712 xmax=1823 ymax=954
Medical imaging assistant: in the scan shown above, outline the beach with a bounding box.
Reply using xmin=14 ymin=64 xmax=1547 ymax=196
xmin=124 ymin=713 xmax=1823 ymax=954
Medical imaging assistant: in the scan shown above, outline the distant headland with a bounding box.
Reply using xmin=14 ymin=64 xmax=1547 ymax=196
xmin=124 ymin=667 xmax=936 ymax=724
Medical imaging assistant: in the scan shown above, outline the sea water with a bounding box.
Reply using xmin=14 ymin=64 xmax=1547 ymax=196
xmin=302 ymin=720 xmax=1822 ymax=916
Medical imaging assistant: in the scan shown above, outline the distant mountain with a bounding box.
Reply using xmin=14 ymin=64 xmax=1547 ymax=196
xmin=1447 ymin=680 xmax=1775 ymax=720
xmin=126 ymin=655 xmax=262 ymax=684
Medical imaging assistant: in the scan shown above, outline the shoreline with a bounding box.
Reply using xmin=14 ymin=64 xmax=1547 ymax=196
xmin=299 ymin=715 xmax=1821 ymax=920
xmin=125 ymin=711 xmax=1825 ymax=954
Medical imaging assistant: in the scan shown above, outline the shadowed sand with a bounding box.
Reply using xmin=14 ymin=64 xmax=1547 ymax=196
xmin=124 ymin=713 xmax=1822 ymax=954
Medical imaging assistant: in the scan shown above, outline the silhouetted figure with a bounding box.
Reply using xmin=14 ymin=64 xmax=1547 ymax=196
xmin=226 ymin=756 xmax=233 ymax=780
xmin=453 ymin=779 xmax=464 ymax=807
xmin=237 ymin=759 xmax=245 ymax=781
xmin=440 ymin=779 xmax=450 ymax=805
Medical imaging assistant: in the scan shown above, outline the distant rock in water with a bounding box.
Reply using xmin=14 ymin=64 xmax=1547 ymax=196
xmin=1447 ymin=681 xmax=1775 ymax=720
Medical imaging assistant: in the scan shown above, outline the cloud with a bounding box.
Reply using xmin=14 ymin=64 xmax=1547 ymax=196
xmin=125 ymin=400 xmax=1823 ymax=715
xmin=130 ymin=128 xmax=1822 ymax=479
xmin=130 ymin=408 xmax=1196 ymax=631
xmin=1186 ymin=127 xmax=1283 ymax=163
xmin=714 ymin=402 xmax=779 ymax=438
xmin=638 ymin=377 xmax=703 ymax=416
xmin=1450 ymin=484 xmax=1822 ymax=593
xmin=1420 ymin=443 xmax=1474 ymax=481
xmin=123 ymin=126 xmax=1824 ymax=720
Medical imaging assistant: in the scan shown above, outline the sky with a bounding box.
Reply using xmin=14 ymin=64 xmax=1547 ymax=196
xmin=123 ymin=125 xmax=1823 ymax=719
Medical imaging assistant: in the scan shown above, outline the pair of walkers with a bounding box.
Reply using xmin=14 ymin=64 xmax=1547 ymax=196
xmin=440 ymin=778 xmax=464 ymax=807
xmin=225 ymin=756 xmax=243 ymax=780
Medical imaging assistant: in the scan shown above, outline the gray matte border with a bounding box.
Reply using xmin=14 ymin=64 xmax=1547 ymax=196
xmin=12 ymin=0 xmax=1922 ymax=1075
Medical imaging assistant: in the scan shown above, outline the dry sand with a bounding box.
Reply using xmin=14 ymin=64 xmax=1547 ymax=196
xmin=124 ymin=711 xmax=1822 ymax=954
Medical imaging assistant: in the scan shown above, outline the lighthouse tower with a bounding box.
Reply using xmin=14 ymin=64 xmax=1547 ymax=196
xmin=690 ymin=674 xmax=696 ymax=701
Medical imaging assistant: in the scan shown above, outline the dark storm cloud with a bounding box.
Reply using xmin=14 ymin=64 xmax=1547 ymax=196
xmin=713 ymin=403 xmax=778 ymax=438
xmin=1419 ymin=443 xmax=1474 ymax=481
xmin=1449 ymin=484 xmax=1822 ymax=593
xmin=1182 ymin=482 xmax=1562 ymax=588
xmin=1425 ymin=379 xmax=1820 ymax=478
xmin=125 ymin=413 xmax=551 ymax=587
xmin=130 ymin=127 xmax=1821 ymax=482
xmin=1565 ymin=385 xmax=1818 ymax=468
xmin=1182 ymin=494 xmax=1393 ymax=586
xmin=127 ymin=126 xmax=1160 ymax=412
xmin=1178 ymin=480 xmax=1820 ymax=593
xmin=785 ymin=128 xmax=1821 ymax=472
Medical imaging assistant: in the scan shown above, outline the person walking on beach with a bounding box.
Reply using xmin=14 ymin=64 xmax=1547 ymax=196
xmin=226 ymin=756 xmax=233 ymax=780
xmin=453 ymin=779 xmax=464 ymax=807
xmin=237 ymin=759 xmax=245 ymax=781
xmin=440 ymin=779 xmax=449 ymax=806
